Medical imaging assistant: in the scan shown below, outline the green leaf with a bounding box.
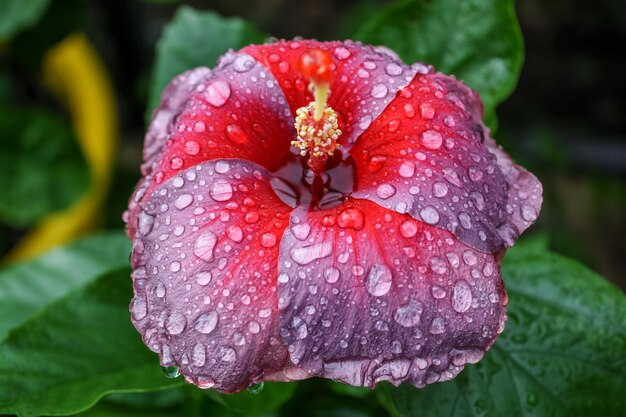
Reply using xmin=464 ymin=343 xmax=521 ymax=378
xmin=0 ymin=0 xmax=51 ymax=40
xmin=147 ymin=5 xmax=266 ymax=118
xmin=354 ymin=0 xmax=524 ymax=130
xmin=0 ymin=107 xmax=90 ymax=227
xmin=376 ymin=239 xmax=626 ymax=417
xmin=207 ymin=382 xmax=297 ymax=416
xmin=0 ymin=268 xmax=184 ymax=417
xmin=0 ymin=232 xmax=131 ymax=339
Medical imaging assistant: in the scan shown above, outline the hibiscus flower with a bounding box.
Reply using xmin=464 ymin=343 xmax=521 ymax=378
xmin=124 ymin=40 xmax=542 ymax=393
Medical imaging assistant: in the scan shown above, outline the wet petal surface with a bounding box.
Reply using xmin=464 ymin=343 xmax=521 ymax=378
xmin=129 ymin=159 xmax=291 ymax=392
xmin=351 ymin=72 xmax=542 ymax=252
xmin=276 ymin=198 xmax=506 ymax=388
xmin=244 ymin=40 xmax=425 ymax=149
xmin=126 ymin=52 xmax=295 ymax=237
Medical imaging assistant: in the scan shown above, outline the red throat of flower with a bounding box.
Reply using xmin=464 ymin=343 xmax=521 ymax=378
xmin=292 ymin=50 xmax=342 ymax=174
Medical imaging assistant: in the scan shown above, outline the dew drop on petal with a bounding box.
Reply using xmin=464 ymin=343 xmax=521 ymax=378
xmin=399 ymin=220 xmax=418 ymax=238
xmin=385 ymin=62 xmax=403 ymax=76
xmin=290 ymin=241 xmax=333 ymax=265
xmin=291 ymin=223 xmax=311 ymax=240
xmin=398 ymin=161 xmax=415 ymax=178
xmin=165 ymin=311 xmax=187 ymax=335
xmin=420 ymin=130 xmax=443 ymax=149
xmin=365 ymin=263 xmax=393 ymax=296
xmin=205 ymin=79 xmax=231 ymax=107
xmin=226 ymin=124 xmax=248 ymax=144
xmin=195 ymin=271 xmax=212 ymax=286
xmin=192 ymin=343 xmax=206 ymax=367
xmin=371 ymin=83 xmax=388 ymax=98
xmin=376 ymin=183 xmax=397 ymax=199
xmin=420 ymin=206 xmax=440 ymax=225
xmin=337 ymin=207 xmax=365 ymax=230
xmin=260 ymin=232 xmax=277 ymax=248
xmin=452 ymin=280 xmax=472 ymax=313
xmin=248 ymin=320 xmax=261 ymax=334
xmin=429 ymin=317 xmax=445 ymax=334
xmin=195 ymin=311 xmax=219 ymax=334
xmin=174 ymin=193 xmax=193 ymax=210
xmin=333 ymin=46 xmax=351 ymax=60
xmin=226 ymin=225 xmax=243 ymax=243
xmin=210 ymin=180 xmax=233 ymax=201
xmin=432 ymin=182 xmax=449 ymax=198
xmin=324 ymin=266 xmax=340 ymax=283
xmin=220 ymin=347 xmax=236 ymax=362
xmin=194 ymin=231 xmax=218 ymax=261
xmin=394 ymin=300 xmax=423 ymax=327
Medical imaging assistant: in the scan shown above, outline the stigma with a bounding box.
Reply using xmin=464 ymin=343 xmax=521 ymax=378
xmin=292 ymin=50 xmax=342 ymax=174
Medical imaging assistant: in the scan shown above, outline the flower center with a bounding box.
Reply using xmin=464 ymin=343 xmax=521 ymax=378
xmin=271 ymin=49 xmax=355 ymax=210
xmin=291 ymin=50 xmax=342 ymax=174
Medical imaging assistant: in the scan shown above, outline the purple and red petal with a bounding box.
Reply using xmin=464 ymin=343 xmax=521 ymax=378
xmin=351 ymin=72 xmax=542 ymax=252
xmin=276 ymin=198 xmax=506 ymax=387
xmin=129 ymin=159 xmax=291 ymax=392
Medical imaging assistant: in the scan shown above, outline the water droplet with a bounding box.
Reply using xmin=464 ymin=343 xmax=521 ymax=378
xmin=247 ymin=382 xmax=265 ymax=394
xmin=291 ymin=223 xmax=311 ymax=240
xmin=215 ymin=160 xmax=230 ymax=174
xmin=292 ymin=316 xmax=309 ymax=339
xmin=337 ymin=207 xmax=365 ymax=230
xmin=174 ymin=193 xmax=193 ymax=210
xmin=260 ymin=232 xmax=277 ymax=248
xmin=197 ymin=376 xmax=215 ymax=388
xmin=290 ymin=241 xmax=333 ymax=265
xmin=376 ymin=183 xmax=396 ymax=199
xmin=194 ymin=231 xmax=217 ymax=261
xmin=195 ymin=311 xmax=219 ymax=334
xmin=206 ymin=79 xmax=231 ymax=107
xmin=233 ymin=54 xmax=255 ymax=72
xmin=399 ymin=161 xmax=415 ymax=178
xmin=195 ymin=271 xmax=212 ymax=286
xmin=333 ymin=46 xmax=351 ymax=60
xmin=366 ymin=263 xmax=393 ymax=296
xmin=226 ymin=124 xmax=248 ymax=144
xmin=131 ymin=295 xmax=147 ymax=320
xmin=388 ymin=119 xmax=401 ymax=132
xmin=462 ymin=250 xmax=478 ymax=266
xmin=399 ymin=220 xmax=418 ymax=238
xmin=165 ymin=311 xmax=187 ymax=335
xmin=459 ymin=212 xmax=472 ymax=229
xmin=420 ymin=130 xmax=443 ymax=149
xmin=169 ymin=261 xmax=181 ymax=272
xmin=322 ymin=267 xmax=340 ymax=284
xmin=371 ymin=83 xmax=388 ymax=98
xmin=367 ymin=155 xmax=387 ymax=173
xmin=431 ymin=285 xmax=446 ymax=299
xmin=358 ymin=115 xmax=372 ymax=130
xmin=394 ymin=301 xmax=423 ymax=328
xmin=248 ymin=320 xmax=261 ymax=334
xmin=443 ymin=115 xmax=456 ymax=127
xmin=220 ymin=347 xmax=236 ymax=362
xmin=429 ymin=317 xmax=445 ymax=334
xmin=429 ymin=257 xmax=447 ymax=274
xmin=138 ymin=211 xmax=155 ymax=235
xmin=170 ymin=157 xmax=183 ymax=169
xmin=210 ymin=180 xmax=233 ymax=201
xmin=432 ymin=182 xmax=449 ymax=198
xmin=521 ymin=204 xmax=538 ymax=222
xmin=419 ymin=206 xmax=440 ymax=225
xmin=161 ymin=365 xmax=180 ymax=378
xmin=192 ymin=343 xmax=206 ymax=367
xmin=278 ymin=61 xmax=289 ymax=73
xmin=185 ymin=140 xmax=200 ymax=155
xmin=452 ymin=280 xmax=472 ymax=313
xmin=385 ymin=62 xmax=403 ymax=76
xmin=226 ymin=225 xmax=243 ymax=242
xmin=420 ymin=102 xmax=435 ymax=119
xmin=155 ymin=282 xmax=166 ymax=298
xmin=403 ymin=103 xmax=415 ymax=118
xmin=193 ymin=122 xmax=206 ymax=133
